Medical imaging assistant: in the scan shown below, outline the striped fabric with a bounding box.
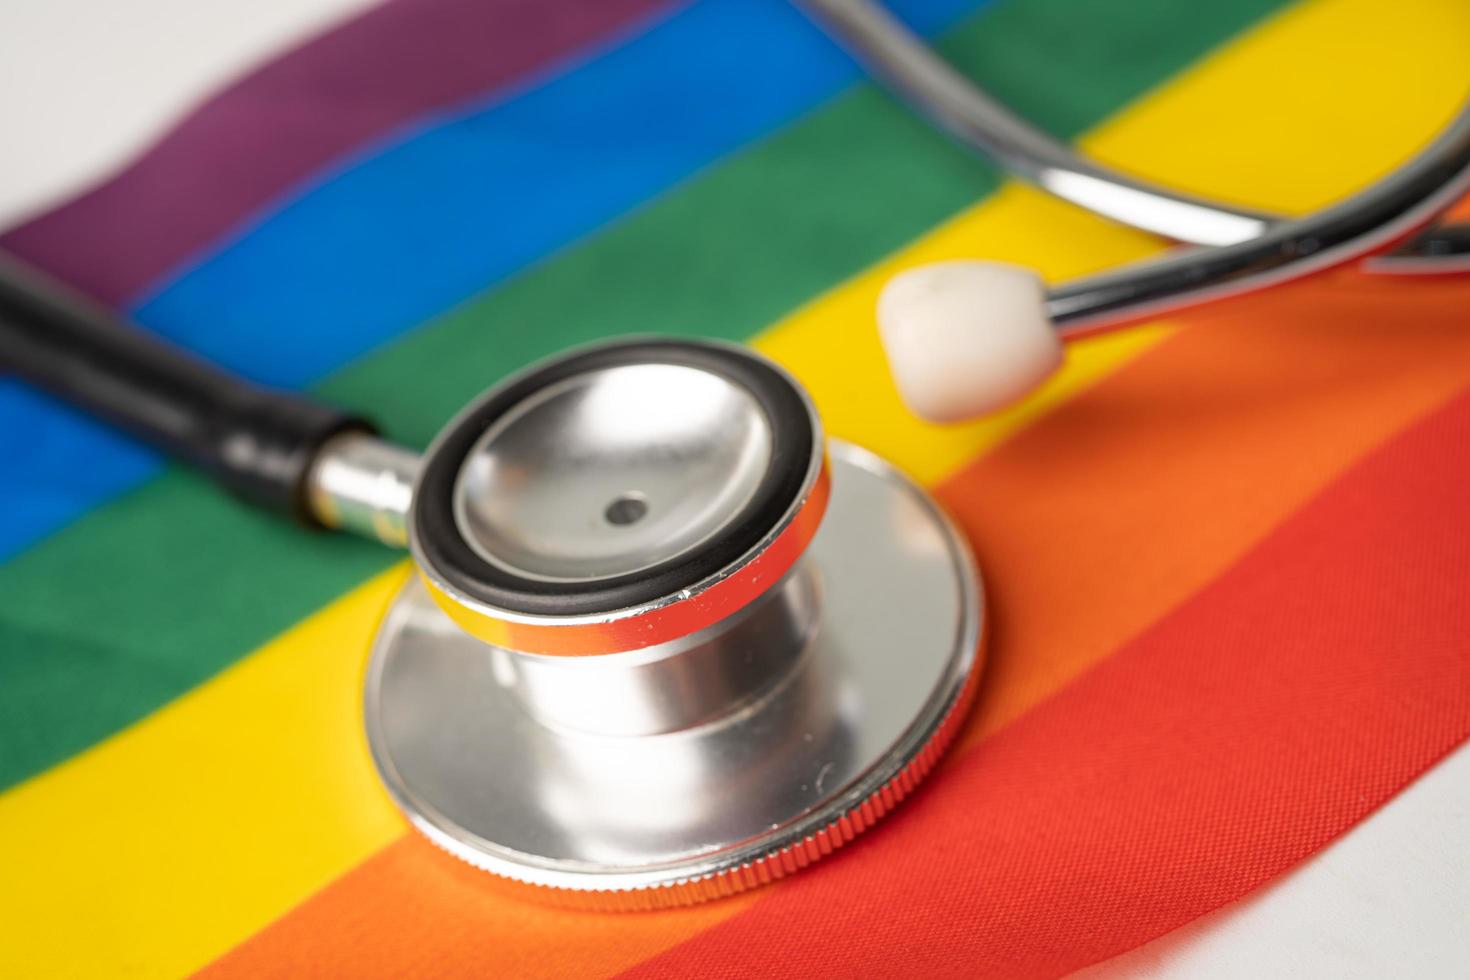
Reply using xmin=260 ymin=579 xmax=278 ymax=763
xmin=1 ymin=0 xmax=1467 ymax=976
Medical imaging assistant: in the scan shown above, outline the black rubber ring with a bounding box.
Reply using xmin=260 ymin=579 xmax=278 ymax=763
xmin=411 ymin=338 xmax=815 ymax=617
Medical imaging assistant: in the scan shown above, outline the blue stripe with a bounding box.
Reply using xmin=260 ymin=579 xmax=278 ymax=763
xmin=5 ymin=0 xmax=985 ymax=560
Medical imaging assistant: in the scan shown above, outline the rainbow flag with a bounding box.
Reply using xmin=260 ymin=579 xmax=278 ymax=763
xmin=2 ymin=0 xmax=1468 ymax=976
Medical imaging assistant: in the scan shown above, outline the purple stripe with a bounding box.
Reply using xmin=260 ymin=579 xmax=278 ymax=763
xmin=0 ymin=0 xmax=672 ymax=306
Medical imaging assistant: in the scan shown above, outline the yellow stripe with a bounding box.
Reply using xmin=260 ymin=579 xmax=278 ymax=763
xmin=2 ymin=1 xmax=1465 ymax=977
xmin=0 ymin=567 xmax=410 ymax=977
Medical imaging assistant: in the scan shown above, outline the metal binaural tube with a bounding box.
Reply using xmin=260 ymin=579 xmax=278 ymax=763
xmin=797 ymin=0 xmax=1273 ymax=247
xmin=1046 ymin=99 xmax=1470 ymax=334
xmin=798 ymin=0 xmax=1470 ymax=270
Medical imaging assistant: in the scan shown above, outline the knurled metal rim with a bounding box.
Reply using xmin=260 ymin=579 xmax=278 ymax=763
xmin=417 ymin=638 xmax=984 ymax=910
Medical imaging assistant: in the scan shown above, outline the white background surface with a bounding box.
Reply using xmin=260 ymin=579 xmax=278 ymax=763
xmin=1 ymin=0 xmax=1466 ymax=975
xmin=0 ymin=0 xmax=375 ymax=228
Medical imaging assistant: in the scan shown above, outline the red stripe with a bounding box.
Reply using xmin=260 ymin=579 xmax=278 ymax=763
xmin=621 ymin=385 xmax=1470 ymax=978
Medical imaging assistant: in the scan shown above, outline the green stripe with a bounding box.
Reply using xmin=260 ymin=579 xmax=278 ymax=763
xmin=0 ymin=0 xmax=1287 ymax=790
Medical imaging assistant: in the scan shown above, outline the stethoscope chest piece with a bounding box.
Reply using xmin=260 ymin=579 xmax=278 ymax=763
xmin=364 ymin=338 xmax=984 ymax=907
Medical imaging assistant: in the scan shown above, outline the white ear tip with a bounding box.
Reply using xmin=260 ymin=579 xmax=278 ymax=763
xmin=877 ymin=260 xmax=1061 ymax=424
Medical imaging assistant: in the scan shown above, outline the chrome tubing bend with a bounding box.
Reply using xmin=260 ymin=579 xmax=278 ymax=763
xmin=799 ymin=0 xmax=1470 ymax=272
xmin=1047 ymin=100 xmax=1470 ymax=334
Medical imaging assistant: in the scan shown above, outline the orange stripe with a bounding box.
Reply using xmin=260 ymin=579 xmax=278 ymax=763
xmin=208 ymin=837 xmax=764 ymax=979
xmin=196 ymin=247 xmax=1470 ymax=980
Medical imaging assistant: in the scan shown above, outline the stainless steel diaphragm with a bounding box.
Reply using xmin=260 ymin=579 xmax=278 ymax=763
xmin=360 ymin=338 xmax=984 ymax=907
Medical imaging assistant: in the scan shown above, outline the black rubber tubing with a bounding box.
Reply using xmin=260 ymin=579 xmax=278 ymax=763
xmin=0 ymin=252 xmax=374 ymax=527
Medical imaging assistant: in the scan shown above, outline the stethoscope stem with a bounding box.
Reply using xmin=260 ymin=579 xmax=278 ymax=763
xmin=306 ymin=431 xmax=420 ymax=548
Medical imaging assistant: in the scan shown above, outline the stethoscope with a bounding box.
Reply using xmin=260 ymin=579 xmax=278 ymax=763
xmin=3 ymin=0 xmax=1468 ymax=908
